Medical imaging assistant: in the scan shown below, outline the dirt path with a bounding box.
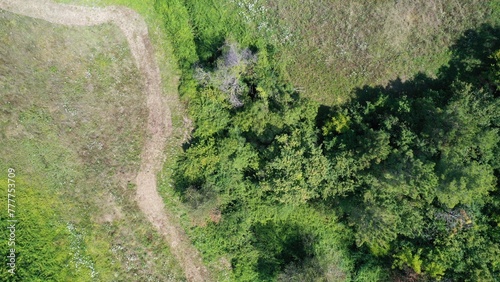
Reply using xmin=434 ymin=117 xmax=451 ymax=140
xmin=0 ymin=1 xmax=210 ymax=281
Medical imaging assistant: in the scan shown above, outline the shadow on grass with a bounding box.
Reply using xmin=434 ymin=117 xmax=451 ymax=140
xmin=343 ymin=24 xmax=499 ymax=119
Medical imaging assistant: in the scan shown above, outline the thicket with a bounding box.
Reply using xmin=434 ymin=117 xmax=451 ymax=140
xmin=155 ymin=0 xmax=500 ymax=280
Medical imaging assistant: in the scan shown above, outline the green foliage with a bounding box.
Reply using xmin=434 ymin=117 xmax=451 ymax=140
xmin=182 ymin=0 xmax=254 ymax=62
xmin=264 ymin=128 xmax=328 ymax=205
xmin=158 ymin=0 xmax=500 ymax=278
xmin=393 ymin=247 xmax=423 ymax=274
xmin=425 ymin=261 xmax=446 ymax=280
xmin=171 ymin=39 xmax=354 ymax=279
xmin=354 ymin=264 xmax=388 ymax=282
xmin=323 ymin=111 xmax=350 ymax=134
xmin=336 ymin=25 xmax=499 ymax=280
xmin=154 ymin=0 xmax=198 ymax=69
xmin=490 ymin=49 xmax=500 ymax=91
xmin=189 ymin=88 xmax=232 ymax=138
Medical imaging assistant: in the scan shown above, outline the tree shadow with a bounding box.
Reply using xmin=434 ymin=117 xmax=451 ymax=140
xmin=439 ymin=24 xmax=500 ymax=90
xmin=251 ymin=221 xmax=313 ymax=280
xmin=331 ymin=24 xmax=499 ymax=137
xmin=347 ymin=24 xmax=499 ymax=108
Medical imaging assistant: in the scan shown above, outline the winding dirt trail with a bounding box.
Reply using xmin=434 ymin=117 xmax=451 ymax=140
xmin=0 ymin=1 xmax=210 ymax=281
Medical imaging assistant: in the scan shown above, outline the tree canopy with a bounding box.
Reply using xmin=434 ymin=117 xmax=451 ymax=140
xmin=171 ymin=24 xmax=500 ymax=281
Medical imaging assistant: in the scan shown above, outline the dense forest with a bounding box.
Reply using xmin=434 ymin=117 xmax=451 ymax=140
xmin=156 ymin=0 xmax=500 ymax=280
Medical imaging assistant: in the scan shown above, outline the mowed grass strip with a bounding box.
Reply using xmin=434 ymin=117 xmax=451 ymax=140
xmin=0 ymin=10 xmax=184 ymax=281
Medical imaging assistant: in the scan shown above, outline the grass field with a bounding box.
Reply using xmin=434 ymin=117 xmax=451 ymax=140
xmin=56 ymin=0 xmax=190 ymax=149
xmin=0 ymin=10 xmax=184 ymax=281
xmin=56 ymin=0 xmax=194 ymax=220
xmin=230 ymin=0 xmax=496 ymax=104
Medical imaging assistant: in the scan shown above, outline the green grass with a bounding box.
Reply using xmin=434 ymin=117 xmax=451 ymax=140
xmin=0 ymin=10 xmax=184 ymax=281
xmin=58 ymin=0 xmax=225 ymax=278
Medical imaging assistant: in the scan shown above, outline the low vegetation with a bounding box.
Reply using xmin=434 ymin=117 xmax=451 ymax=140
xmin=0 ymin=11 xmax=184 ymax=281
